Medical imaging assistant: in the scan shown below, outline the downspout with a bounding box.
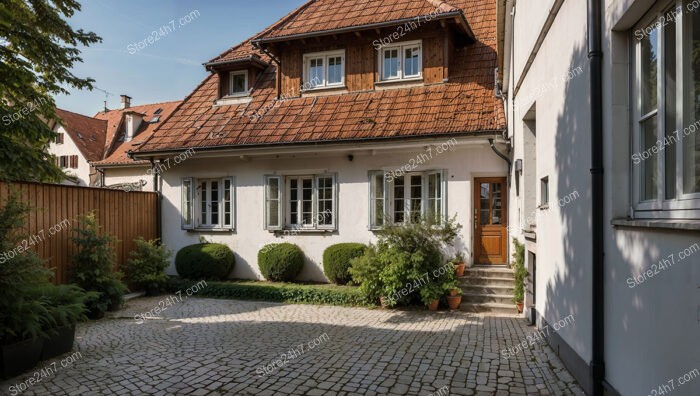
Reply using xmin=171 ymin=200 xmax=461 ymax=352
xmin=488 ymin=138 xmax=512 ymax=172
xmin=96 ymin=167 xmax=105 ymax=187
xmin=254 ymin=43 xmax=282 ymax=100
xmin=588 ymin=0 xmax=605 ymax=394
xmin=149 ymin=158 xmax=163 ymax=242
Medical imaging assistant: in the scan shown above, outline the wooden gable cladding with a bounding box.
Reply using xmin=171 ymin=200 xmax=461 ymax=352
xmin=275 ymin=21 xmax=453 ymax=96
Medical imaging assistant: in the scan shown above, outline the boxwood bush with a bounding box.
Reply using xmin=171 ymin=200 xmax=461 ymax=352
xmin=167 ymin=278 xmax=370 ymax=307
xmin=323 ymin=243 xmax=367 ymax=285
xmin=175 ymin=243 xmax=235 ymax=280
xmin=258 ymin=243 xmax=304 ymax=281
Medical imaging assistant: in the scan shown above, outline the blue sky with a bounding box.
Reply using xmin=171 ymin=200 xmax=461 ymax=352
xmin=56 ymin=0 xmax=306 ymax=115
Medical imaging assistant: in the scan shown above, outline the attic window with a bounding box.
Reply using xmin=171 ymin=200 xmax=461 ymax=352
xmin=229 ymin=70 xmax=248 ymax=96
xmin=150 ymin=116 xmax=161 ymax=123
xmin=303 ymin=50 xmax=345 ymax=89
xmin=153 ymin=108 xmax=163 ymax=115
xmin=379 ymin=40 xmax=422 ymax=81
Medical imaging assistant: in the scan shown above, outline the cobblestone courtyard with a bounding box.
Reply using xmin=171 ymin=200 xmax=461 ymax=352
xmin=1 ymin=297 xmax=583 ymax=395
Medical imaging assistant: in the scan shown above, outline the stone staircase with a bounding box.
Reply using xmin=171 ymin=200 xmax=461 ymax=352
xmin=459 ymin=266 xmax=517 ymax=315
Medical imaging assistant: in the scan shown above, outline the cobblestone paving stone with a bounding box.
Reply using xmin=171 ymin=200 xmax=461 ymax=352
xmin=0 ymin=297 xmax=584 ymax=395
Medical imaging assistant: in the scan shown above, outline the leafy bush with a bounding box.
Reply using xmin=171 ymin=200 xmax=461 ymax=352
xmin=70 ymin=212 xmax=127 ymax=317
xmin=175 ymin=243 xmax=235 ymax=280
xmin=258 ymin=243 xmax=304 ymax=282
xmin=124 ymin=238 xmax=172 ymax=292
xmin=0 ymin=194 xmax=54 ymax=343
xmin=512 ymin=238 xmax=528 ymax=304
xmin=167 ymin=278 xmax=369 ymax=307
xmin=350 ymin=215 xmax=462 ymax=307
xmin=323 ymin=243 xmax=366 ymax=285
xmin=29 ymin=284 xmax=90 ymax=333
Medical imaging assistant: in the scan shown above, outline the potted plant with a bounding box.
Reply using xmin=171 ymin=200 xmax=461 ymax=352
xmin=512 ymin=238 xmax=528 ymax=313
xmin=124 ymin=237 xmax=172 ymax=296
xmin=420 ymin=283 xmax=443 ymax=311
xmin=446 ymin=287 xmax=463 ymax=310
xmin=0 ymin=195 xmax=53 ymax=379
xmin=31 ymin=284 xmax=91 ymax=360
xmin=453 ymin=252 xmax=466 ymax=277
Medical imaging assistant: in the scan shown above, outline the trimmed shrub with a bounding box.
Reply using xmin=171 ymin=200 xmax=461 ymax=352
xmin=167 ymin=278 xmax=370 ymax=307
xmin=323 ymin=243 xmax=367 ymax=285
xmin=258 ymin=243 xmax=304 ymax=281
xmin=124 ymin=238 xmax=172 ymax=293
xmin=175 ymin=243 xmax=235 ymax=281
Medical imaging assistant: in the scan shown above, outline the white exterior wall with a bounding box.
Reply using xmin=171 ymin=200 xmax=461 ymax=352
xmin=48 ymin=125 xmax=93 ymax=186
xmin=506 ymin=0 xmax=700 ymax=394
xmin=158 ymin=142 xmax=507 ymax=282
xmin=103 ymin=166 xmax=153 ymax=191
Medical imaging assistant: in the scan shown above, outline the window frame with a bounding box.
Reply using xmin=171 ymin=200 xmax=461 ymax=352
xmin=302 ymin=50 xmax=346 ymax=90
xmin=540 ymin=176 xmax=549 ymax=208
xmin=265 ymin=173 xmax=338 ymax=231
xmin=631 ymin=0 xmax=700 ymax=219
xmin=378 ymin=40 xmax=423 ymax=82
xmin=368 ymin=169 xmax=446 ymax=230
xmin=228 ymin=70 xmax=249 ymax=97
xmin=181 ymin=176 xmax=235 ymax=231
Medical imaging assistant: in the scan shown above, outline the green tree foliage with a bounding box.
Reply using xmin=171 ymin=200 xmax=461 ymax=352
xmin=512 ymin=238 xmax=527 ymax=304
xmin=0 ymin=0 xmax=101 ymax=182
xmin=124 ymin=238 xmax=172 ymax=292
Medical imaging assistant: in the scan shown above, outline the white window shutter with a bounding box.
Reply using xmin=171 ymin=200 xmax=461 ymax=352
xmin=264 ymin=175 xmax=283 ymax=231
xmin=181 ymin=177 xmax=194 ymax=230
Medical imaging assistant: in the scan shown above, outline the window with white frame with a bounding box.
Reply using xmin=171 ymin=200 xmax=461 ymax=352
xmin=229 ymin=70 xmax=248 ymax=96
xmin=632 ymin=1 xmax=700 ymax=218
xmin=303 ymin=50 xmax=345 ymax=89
xmin=264 ymin=174 xmax=337 ymax=230
xmin=369 ymin=170 xmax=445 ymax=229
xmin=181 ymin=177 xmax=234 ymax=230
xmin=379 ymin=40 xmax=422 ymax=81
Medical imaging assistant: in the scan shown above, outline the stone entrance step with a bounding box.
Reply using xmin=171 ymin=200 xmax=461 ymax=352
xmin=458 ymin=266 xmax=516 ymax=314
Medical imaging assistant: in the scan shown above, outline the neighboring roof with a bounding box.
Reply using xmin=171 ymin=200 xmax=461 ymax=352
xmin=255 ymin=0 xmax=465 ymax=41
xmin=92 ymin=100 xmax=181 ymax=166
xmin=135 ymin=0 xmax=504 ymax=155
xmin=54 ymin=108 xmax=108 ymax=162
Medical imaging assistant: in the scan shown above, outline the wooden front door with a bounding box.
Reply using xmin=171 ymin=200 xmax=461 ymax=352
xmin=474 ymin=177 xmax=508 ymax=265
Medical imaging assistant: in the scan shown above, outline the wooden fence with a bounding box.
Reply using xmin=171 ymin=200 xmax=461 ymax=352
xmin=0 ymin=182 xmax=158 ymax=284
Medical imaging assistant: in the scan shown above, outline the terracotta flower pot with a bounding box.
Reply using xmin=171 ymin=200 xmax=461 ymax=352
xmin=379 ymin=296 xmax=389 ymax=308
xmin=516 ymin=302 xmax=524 ymax=313
xmin=454 ymin=263 xmax=466 ymax=277
xmin=446 ymin=295 xmax=462 ymax=310
xmin=448 ymin=289 xmax=460 ymax=297
xmin=428 ymin=300 xmax=439 ymax=311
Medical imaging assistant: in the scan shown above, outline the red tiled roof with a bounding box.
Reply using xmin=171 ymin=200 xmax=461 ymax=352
xmin=92 ymin=101 xmax=181 ymax=166
xmin=136 ymin=0 xmax=505 ymax=154
xmin=55 ymin=108 xmax=108 ymax=162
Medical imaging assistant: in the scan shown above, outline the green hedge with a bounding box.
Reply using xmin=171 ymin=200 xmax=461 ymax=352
xmin=323 ymin=243 xmax=367 ymax=285
xmin=166 ymin=278 xmax=371 ymax=307
xmin=175 ymin=243 xmax=235 ymax=281
xmin=258 ymin=243 xmax=304 ymax=281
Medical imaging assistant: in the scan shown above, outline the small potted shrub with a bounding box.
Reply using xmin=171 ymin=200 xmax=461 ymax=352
xmin=258 ymin=243 xmax=304 ymax=281
xmin=420 ymin=283 xmax=443 ymax=311
xmin=31 ymin=284 xmax=90 ymax=360
xmin=323 ymin=243 xmax=367 ymax=285
xmin=175 ymin=243 xmax=235 ymax=281
xmin=512 ymin=239 xmax=528 ymax=313
xmin=453 ymin=252 xmax=466 ymax=277
xmin=70 ymin=212 xmax=127 ymax=318
xmin=125 ymin=238 xmax=172 ymax=295
xmin=443 ymin=277 xmax=462 ymax=310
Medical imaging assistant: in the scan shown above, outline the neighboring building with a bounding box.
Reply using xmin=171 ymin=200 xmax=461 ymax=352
xmin=49 ymin=108 xmax=107 ymax=186
xmin=499 ymin=0 xmax=699 ymax=395
xmin=48 ymin=96 xmax=180 ymax=190
xmin=132 ymin=0 xmax=510 ymax=283
xmin=92 ymin=96 xmax=181 ymax=191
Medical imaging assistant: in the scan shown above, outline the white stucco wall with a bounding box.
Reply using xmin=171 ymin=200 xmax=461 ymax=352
xmin=103 ymin=166 xmax=153 ymax=191
xmin=48 ymin=125 xmax=93 ymax=186
xmin=506 ymin=0 xmax=700 ymax=394
xmin=157 ymin=140 xmax=507 ymax=282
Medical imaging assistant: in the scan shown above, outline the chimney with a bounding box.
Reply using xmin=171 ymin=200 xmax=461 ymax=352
xmin=120 ymin=94 xmax=131 ymax=109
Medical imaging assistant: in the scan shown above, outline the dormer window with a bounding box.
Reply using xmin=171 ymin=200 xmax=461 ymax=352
xmin=303 ymin=50 xmax=345 ymax=89
xmin=380 ymin=40 xmax=422 ymax=81
xmin=229 ymin=70 xmax=248 ymax=96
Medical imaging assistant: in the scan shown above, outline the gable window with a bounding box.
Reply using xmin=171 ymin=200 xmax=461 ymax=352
xmin=55 ymin=133 xmax=64 ymax=144
xmin=632 ymin=1 xmax=700 ymax=218
xmin=303 ymin=50 xmax=345 ymax=89
xmin=57 ymin=155 xmax=77 ymax=169
xmin=379 ymin=40 xmax=422 ymax=81
xmin=229 ymin=70 xmax=248 ymax=96
xmin=369 ymin=170 xmax=445 ymax=229
xmin=264 ymin=174 xmax=337 ymax=231
xmin=181 ymin=177 xmax=234 ymax=230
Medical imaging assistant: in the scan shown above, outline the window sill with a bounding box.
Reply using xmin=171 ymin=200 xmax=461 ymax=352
xmin=374 ymin=77 xmax=424 ymax=90
xmin=214 ymin=95 xmax=252 ymax=106
xmin=186 ymin=228 xmax=235 ymax=233
xmin=270 ymin=228 xmax=336 ymax=234
xmin=611 ymin=218 xmax=700 ymax=232
xmin=301 ymin=85 xmax=348 ymax=97
xmin=538 ymin=204 xmax=549 ymax=210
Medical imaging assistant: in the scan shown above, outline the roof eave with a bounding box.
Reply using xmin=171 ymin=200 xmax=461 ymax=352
xmin=252 ymin=11 xmax=475 ymax=45
xmin=203 ymin=56 xmax=270 ymax=71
